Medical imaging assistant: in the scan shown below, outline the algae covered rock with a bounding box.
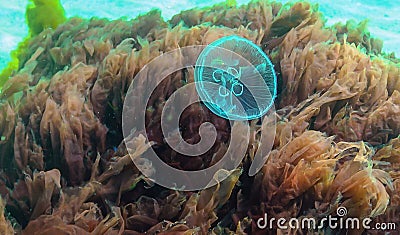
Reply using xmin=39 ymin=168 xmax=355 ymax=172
xmin=0 ymin=0 xmax=399 ymax=234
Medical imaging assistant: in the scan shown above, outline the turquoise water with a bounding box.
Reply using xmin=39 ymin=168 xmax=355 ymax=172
xmin=1 ymin=0 xmax=399 ymax=71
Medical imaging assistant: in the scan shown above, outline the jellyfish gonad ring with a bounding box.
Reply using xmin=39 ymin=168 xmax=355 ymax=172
xmin=194 ymin=35 xmax=277 ymax=121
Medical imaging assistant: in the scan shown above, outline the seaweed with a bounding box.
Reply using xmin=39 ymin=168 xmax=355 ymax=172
xmin=0 ymin=0 xmax=399 ymax=234
xmin=0 ymin=0 xmax=66 ymax=90
xmin=0 ymin=196 xmax=14 ymax=235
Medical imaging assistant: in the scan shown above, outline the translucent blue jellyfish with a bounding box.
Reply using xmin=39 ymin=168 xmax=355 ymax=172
xmin=195 ymin=35 xmax=277 ymax=120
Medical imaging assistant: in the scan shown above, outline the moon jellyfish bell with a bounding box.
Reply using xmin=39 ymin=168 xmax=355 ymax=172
xmin=195 ymin=35 xmax=277 ymax=120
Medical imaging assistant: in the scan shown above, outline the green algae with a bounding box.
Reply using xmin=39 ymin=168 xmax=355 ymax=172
xmin=0 ymin=0 xmax=66 ymax=90
xmin=26 ymin=0 xmax=67 ymax=36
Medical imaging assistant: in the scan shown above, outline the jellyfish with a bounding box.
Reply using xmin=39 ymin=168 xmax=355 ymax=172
xmin=195 ymin=35 xmax=277 ymax=120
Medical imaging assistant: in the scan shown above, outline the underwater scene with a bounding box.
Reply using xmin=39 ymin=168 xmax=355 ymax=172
xmin=0 ymin=0 xmax=399 ymax=234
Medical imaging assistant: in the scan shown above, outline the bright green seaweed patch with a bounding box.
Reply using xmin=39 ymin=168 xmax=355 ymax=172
xmin=0 ymin=0 xmax=67 ymax=90
xmin=26 ymin=0 xmax=67 ymax=36
xmin=0 ymin=50 xmax=20 ymax=89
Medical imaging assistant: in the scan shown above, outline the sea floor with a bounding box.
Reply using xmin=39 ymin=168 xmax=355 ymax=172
xmin=0 ymin=0 xmax=399 ymax=71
